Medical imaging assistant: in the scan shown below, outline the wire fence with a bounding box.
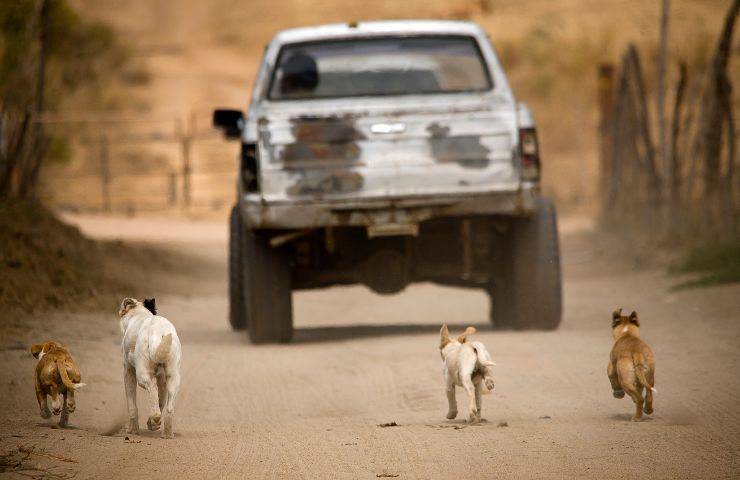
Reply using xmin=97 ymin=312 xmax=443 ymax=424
xmin=38 ymin=109 xmax=239 ymax=215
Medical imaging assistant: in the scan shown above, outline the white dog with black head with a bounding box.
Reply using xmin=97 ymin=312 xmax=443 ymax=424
xmin=118 ymin=297 xmax=181 ymax=438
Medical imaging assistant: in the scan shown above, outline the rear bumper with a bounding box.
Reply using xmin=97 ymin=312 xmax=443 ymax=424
xmin=241 ymin=184 xmax=538 ymax=229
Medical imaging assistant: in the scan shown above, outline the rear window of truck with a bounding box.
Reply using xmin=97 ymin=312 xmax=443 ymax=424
xmin=268 ymin=35 xmax=493 ymax=100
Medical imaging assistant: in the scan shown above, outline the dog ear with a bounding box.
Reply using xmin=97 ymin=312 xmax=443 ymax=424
xmin=143 ymin=298 xmax=157 ymax=315
xmin=439 ymin=324 xmax=451 ymax=349
xmin=612 ymin=308 xmax=622 ymax=327
xmin=629 ymin=310 xmax=639 ymax=326
xmin=457 ymin=326 xmax=476 ymax=343
xmin=118 ymin=297 xmax=138 ymax=317
xmin=30 ymin=344 xmax=43 ymax=358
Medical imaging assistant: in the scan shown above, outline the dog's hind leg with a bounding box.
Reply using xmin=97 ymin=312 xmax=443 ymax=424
xmin=136 ymin=367 xmax=162 ymax=432
xmin=474 ymin=378 xmax=483 ymax=418
xmin=445 ymin=375 xmax=457 ymax=420
xmin=162 ymin=370 xmax=180 ymax=439
xmin=59 ymin=392 xmax=69 ymax=428
xmin=49 ymin=383 xmax=62 ymax=415
xmin=623 ymin=383 xmax=644 ymax=421
xmin=607 ymin=361 xmax=624 ymax=398
xmin=157 ymin=368 xmax=167 ymax=412
xmin=35 ymin=376 xmax=51 ymax=419
xmin=124 ymin=367 xmax=139 ymax=434
xmin=461 ymin=374 xmax=479 ymax=423
xmin=66 ymin=389 xmax=76 ymax=413
xmin=643 ymin=369 xmax=655 ymax=414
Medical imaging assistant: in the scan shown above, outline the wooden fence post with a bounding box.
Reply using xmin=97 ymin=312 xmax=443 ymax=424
xmin=177 ymin=116 xmax=193 ymax=210
xmin=669 ymin=62 xmax=688 ymax=206
xmin=99 ymin=134 xmax=111 ymax=213
xmin=168 ymin=171 xmax=178 ymax=206
xmin=598 ymin=63 xmax=615 ymax=209
xmin=626 ymin=45 xmax=661 ymax=204
xmin=657 ymin=0 xmax=670 ymax=191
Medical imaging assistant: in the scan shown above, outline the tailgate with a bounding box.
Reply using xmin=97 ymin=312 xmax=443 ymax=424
xmin=258 ymin=103 xmax=520 ymax=203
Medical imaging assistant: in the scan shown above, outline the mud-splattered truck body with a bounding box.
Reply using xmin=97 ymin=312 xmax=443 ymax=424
xmin=215 ymin=20 xmax=562 ymax=343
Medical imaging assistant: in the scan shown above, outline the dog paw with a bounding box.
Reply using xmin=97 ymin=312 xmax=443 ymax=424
xmin=485 ymin=379 xmax=495 ymax=391
xmin=446 ymin=410 xmax=458 ymax=420
xmin=468 ymin=412 xmax=481 ymax=424
xmin=126 ymin=419 xmax=139 ymax=434
xmin=643 ymin=405 xmax=653 ymax=415
xmin=613 ymin=389 xmax=625 ymax=399
xmin=631 ymin=415 xmax=643 ymax=422
xmin=40 ymin=408 xmax=52 ymax=419
xmin=162 ymin=417 xmax=174 ymax=438
xmin=147 ymin=414 xmax=161 ymax=431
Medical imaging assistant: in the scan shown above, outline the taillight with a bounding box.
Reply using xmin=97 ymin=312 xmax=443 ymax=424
xmin=519 ymin=127 xmax=540 ymax=181
xmin=241 ymin=143 xmax=259 ymax=192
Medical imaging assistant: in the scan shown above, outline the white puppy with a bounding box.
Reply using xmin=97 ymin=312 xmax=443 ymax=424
xmin=118 ymin=297 xmax=182 ymax=438
xmin=439 ymin=324 xmax=495 ymax=423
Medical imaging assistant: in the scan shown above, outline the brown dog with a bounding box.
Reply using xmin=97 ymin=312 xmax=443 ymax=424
xmin=607 ymin=309 xmax=656 ymax=421
xmin=31 ymin=341 xmax=86 ymax=427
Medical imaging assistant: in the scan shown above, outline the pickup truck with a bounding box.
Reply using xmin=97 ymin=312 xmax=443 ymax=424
xmin=214 ymin=20 xmax=562 ymax=343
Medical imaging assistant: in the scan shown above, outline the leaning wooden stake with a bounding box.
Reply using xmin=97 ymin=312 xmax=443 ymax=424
xmin=626 ymin=45 xmax=661 ymax=203
xmin=657 ymin=0 xmax=670 ymax=193
xmin=669 ymin=62 xmax=687 ymax=207
xmin=693 ymin=0 xmax=739 ymax=195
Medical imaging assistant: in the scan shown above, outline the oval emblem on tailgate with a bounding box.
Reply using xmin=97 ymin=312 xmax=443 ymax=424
xmin=370 ymin=122 xmax=406 ymax=134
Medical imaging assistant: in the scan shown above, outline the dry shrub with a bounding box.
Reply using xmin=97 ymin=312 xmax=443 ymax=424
xmin=0 ymin=201 xmax=203 ymax=314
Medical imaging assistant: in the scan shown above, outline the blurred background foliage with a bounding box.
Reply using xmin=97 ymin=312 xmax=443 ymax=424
xmin=0 ymin=0 xmax=126 ymax=191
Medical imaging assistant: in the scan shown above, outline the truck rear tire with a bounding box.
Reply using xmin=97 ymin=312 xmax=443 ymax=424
xmin=228 ymin=206 xmax=247 ymax=331
xmin=488 ymin=197 xmax=562 ymax=329
xmin=243 ymin=228 xmax=293 ymax=344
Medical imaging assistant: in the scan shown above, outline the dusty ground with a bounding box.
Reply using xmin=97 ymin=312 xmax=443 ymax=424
xmin=1 ymin=215 xmax=739 ymax=479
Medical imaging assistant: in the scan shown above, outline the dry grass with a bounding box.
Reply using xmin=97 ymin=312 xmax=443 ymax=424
xmin=669 ymin=242 xmax=740 ymax=289
xmin=0 ymin=201 xmax=206 ymax=314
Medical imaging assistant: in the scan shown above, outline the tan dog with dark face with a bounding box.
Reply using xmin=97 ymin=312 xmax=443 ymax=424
xmin=608 ymin=309 xmax=656 ymax=421
xmin=31 ymin=341 xmax=86 ymax=428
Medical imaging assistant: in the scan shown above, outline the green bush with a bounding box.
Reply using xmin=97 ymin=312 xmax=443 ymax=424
xmin=0 ymin=0 xmax=124 ymax=112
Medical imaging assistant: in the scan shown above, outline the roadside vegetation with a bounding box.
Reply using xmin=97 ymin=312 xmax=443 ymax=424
xmin=669 ymin=242 xmax=740 ymax=289
xmin=0 ymin=200 xmax=210 ymax=314
xmin=0 ymin=0 xmax=126 ymax=200
xmin=0 ymin=1 xmax=160 ymax=314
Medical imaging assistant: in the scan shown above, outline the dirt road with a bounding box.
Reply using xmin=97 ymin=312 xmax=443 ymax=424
xmin=1 ymin=215 xmax=738 ymax=479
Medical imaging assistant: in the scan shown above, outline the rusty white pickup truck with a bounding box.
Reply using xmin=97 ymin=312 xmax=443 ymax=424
xmin=214 ymin=20 xmax=561 ymax=343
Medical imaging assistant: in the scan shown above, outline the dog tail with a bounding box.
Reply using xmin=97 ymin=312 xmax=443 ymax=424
xmin=56 ymin=360 xmax=86 ymax=390
xmin=633 ymin=352 xmax=656 ymax=393
xmin=457 ymin=326 xmax=476 ymax=343
xmin=154 ymin=333 xmax=173 ymax=364
xmin=470 ymin=341 xmax=496 ymax=368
